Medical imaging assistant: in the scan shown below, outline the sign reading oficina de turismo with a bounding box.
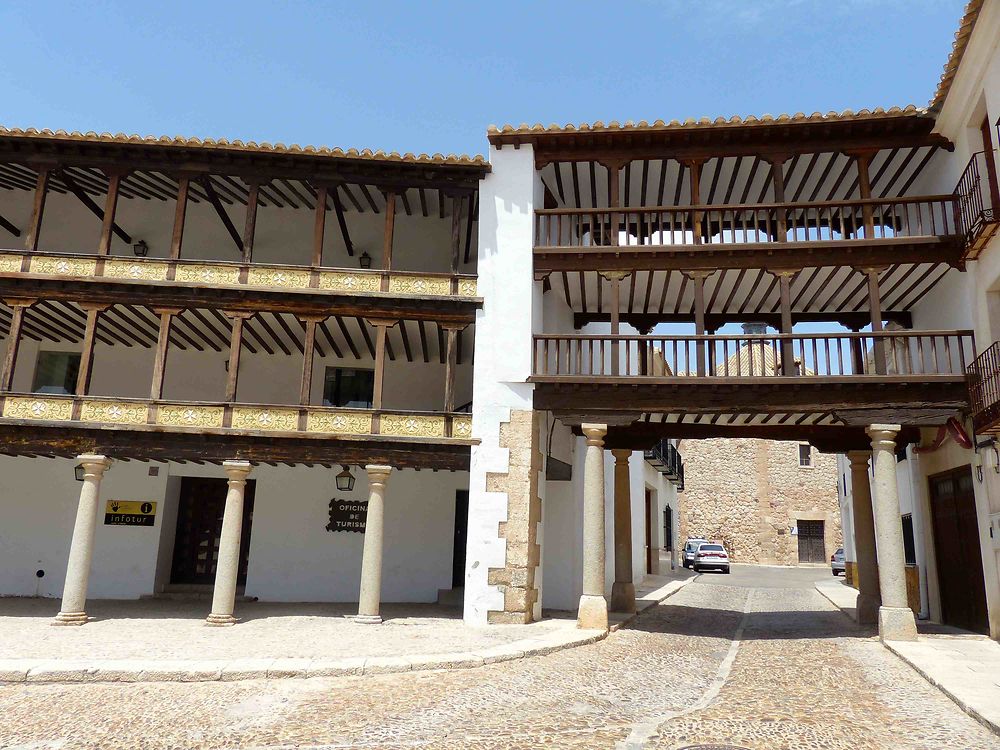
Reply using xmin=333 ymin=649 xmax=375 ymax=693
xmin=326 ymin=498 xmax=368 ymax=532
xmin=104 ymin=500 xmax=157 ymax=527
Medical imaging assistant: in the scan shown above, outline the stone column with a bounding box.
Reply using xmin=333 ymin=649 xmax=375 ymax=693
xmin=867 ymin=424 xmax=918 ymax=641
xmin=357 ymin=465 xmax=393 ymax=624
xmin=610 ymin=449 xmax=636 ymax=613
xmin=847 ymin=450 xmax=881 ymax=624
xmin=579 ymin=424 xmax=609 ymax=630
xmin=206 ymin=460 xmax=252 ymax=626
xmin=53 ymin=455 xmax=112 ymax=626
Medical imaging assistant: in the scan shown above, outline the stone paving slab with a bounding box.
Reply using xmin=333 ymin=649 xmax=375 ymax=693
xmin=0 ymin=577 xmax=697 ymax=684
xmin=814 ymin=576 xmax=858 ymax=620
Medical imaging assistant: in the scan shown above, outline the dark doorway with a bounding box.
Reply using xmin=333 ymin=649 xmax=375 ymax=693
xmin=452 ymin=490 xmax=469 ymax=588
xmin=645 ymin=489 xmax=654 ymax=574
xmin=170 ymin=477 xmax=256 ymax=586
xmin=797 ymin=520 xmax=826 ymax=563
xmin=929 ymin=467 xmax=989 ymax=634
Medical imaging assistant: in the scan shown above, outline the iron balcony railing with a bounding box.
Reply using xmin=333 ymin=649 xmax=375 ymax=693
xmin=956 ymin=150 xmax=999 ymax=249
xmin=532 ymin=330 xmax=974 ymax=380
xmin=968 ymin=341 xmax=1000 ymax=433
xmin=644 ymin=439 xmax=684 ymax=490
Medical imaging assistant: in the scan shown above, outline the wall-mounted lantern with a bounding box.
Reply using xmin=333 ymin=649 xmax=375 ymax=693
xmin=335 ymin=464 xmax=356 ymax=492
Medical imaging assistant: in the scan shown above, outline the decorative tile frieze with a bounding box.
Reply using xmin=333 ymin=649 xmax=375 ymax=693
xmin=2 ymin=396 xmax=73 ymax=421
xmin=231 ymin=406 xmax=299 ymax=431
xmin=174 ymin=263 xmax=241 ymax=285
xmin=318 ymin=270 xmax=381 ymax=293
xmin=452 ymin=415 xmax=473 ymax=438
xmin=247 ymin=266 xmax=311 ymax=290
xmin=306 ymin=410 xmax=373 ymax=435
xmin=29 ymin=256 xmax=97 ymax=277
xmin=155 ymin=404 xmax=225 ymax=428
xmin=80 ymin=399 xmax=149 ymax=425
xmin=458 ymin=278 xmax=478 ymax=297
xmin=388 ymin=275 xmax=451 ymax=296
xmin=0 ymin=254 xmax=22 ymax=273
xmin=103 ymin=259 xmax=169 ymax=281
xmin=380 ymin=413 xmax=446 ymax=438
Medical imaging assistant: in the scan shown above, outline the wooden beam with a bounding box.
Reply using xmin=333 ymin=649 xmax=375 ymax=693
xmin=312 ymin=185 xmax=327 ymax=267
xmin=201 ymin=178 xmax=244 ymax=255
xmin=224 ymin=312 xmax=249 ymax=402
xmin=863 ymin=266 xmax=887 ymax=375
xmin=0 ymin=300 xmax=32 ymax=391
xmin=75 ymin=305 xmax=105 ymax=396
xmin=854 ymin=152 xmax=876 ymax=239
xmin=23 ymin=169 xmax=48 ymax=252
xmin=59 ymin=170 xmax=132 ymax=246
xmin=382 ymin=190 xmax=396 ymax=279
xmin=690 ymin=271 xmax=709 ymax=375
xmin=443 ymin=325 xmax=460 ymax=415
xmin=242 ymin=181 xmax=260 ymax=263
xmin=170 ymin=176 xmax=190 ymax=260
xmin=0 ymin=211 xmax=20 ymax=238
xmin=331 ymin=185 xmax=354 ymax=257
xmin=776 ymin=270 xmax=796 ymax=374
xmin=97 ymin=172 xmax=124 ymax=255
xmin=299 ymin=316 xmax=322 ymax=405
xmin=451 ymin=195 xmax=463 ymax=277
xmin=149 ymin=308 xmax=179 ymax=399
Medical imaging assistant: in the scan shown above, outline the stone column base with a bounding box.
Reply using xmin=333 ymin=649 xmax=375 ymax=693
xmin=577 ymin=594 xmax=609 ymax=630
xmin=609 ymin=582 xmax=636 ymax=614
xmin=878 ymin=606 xmax=917 ymax=642
xmin=350 ymin=614 xmax=383 ymax=625
xmin=856 ymin=592 xmax=881 ymax=625
xmin=205 ymin=613 xmax=237 ymax=627
xmin=52 ymin=611 xmax=88 ymax=626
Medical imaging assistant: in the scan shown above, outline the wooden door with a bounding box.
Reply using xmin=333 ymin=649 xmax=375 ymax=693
xmin=645 ymin=490 xmax=654 ymax=574
xmin=929 ymin=467 xmax=989 ymax=634
xmin=797 ymin=520 xmax=826 ymax=563
xmin=452 ymin=490 xmax=469 ymax=588
xmin=170 ymin=477 xmax=256 ymax=585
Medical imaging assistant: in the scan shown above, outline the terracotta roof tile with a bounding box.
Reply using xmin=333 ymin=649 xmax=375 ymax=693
xmin=0 ymin=126 xmax=488 ymax=168
xmin=930 ymin=0 xmax=985 ymax=111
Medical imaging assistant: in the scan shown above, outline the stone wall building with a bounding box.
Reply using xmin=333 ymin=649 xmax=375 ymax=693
xmin=678 ymin=437 xmax=841 ymax=566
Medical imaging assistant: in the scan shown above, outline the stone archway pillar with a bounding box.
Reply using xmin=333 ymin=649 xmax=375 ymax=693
xmin=847 ymin=450 xmax=881 ymax=624
xmin=356 ymin=464 xmax=393 ymax=624
xmin=206 ymin=460 xmax=253 ymax=626
xmin=53 ymin=455 xmax=112 ymax=626
xmin=578 ymin=424 xmax=609 ymax=630
xmin=610 ymin=449 xmax=636 ymax=613
xmin=867 ymin=424 xmax=918 ymax=641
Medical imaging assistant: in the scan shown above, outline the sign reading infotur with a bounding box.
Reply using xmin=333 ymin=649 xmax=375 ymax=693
xmin=326 ymin=498 xmax=367 ymax=533
xmin=104 ymin=500 xmax=157 ymax=527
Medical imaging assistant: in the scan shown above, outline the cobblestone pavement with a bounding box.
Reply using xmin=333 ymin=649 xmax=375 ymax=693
xmin=1 ymin=568 xmax=997 ymax=750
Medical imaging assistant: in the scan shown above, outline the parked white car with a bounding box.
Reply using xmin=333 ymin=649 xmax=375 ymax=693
xmin=831 ymin=548 xmax=845 ymax=576
xmin=693 ymin=542 xmax=730 ymax=574
xmin=682 ymin=537 xmax=708 ymax=568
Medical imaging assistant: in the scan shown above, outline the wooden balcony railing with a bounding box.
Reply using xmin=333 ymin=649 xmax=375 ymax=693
xmin=0 ymin=393 xmax=473 ymax=440
xmin=0 ymin=250 xmax=479 ymax=299
xmin=532 ymin=330 xmax=974 ymax=380
xmin=968 ymin=340 xmax=1000 ymax=433
xmin=534 ymin=195 xmax=962 ymax=249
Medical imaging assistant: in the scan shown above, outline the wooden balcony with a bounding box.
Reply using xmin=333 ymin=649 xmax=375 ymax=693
xmin=0 ymin=250 xmax=480 ymax=323
xmin=968 ymin=341 xmax=1000 ymax=434
xmin=956 ymin=150 xmax=1000 ymax=260
xmin=0 ymin=393 xmax=474 ymax=469
xmin=533 ymin=195 xmax=965 ymax=272
xmin=530 ymin=330 xmax=974 ymax=423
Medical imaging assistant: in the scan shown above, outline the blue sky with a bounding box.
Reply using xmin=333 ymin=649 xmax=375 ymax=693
xmin=0 ymin=0 xmax=967 ymax=158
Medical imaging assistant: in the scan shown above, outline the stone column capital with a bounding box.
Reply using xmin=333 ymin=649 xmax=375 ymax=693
xmin=75 ymin=454 xmax=111 ymax=480
xmin=222 ymin=460 xmax=252 ymax=484
xmin=581 ymin=423 xmax=607 ymax=447
xmin=365 ymin=464 xmax=393 ymax=487
xmin=611 ymin=448 xmax=631 ymax=462
xmin=866 ymin=424 xmax=901 ymax=450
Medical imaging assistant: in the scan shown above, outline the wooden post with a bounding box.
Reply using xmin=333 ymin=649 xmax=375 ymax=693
xmin=312 ymin=185 xmax=328 ymax=267
xmin=149 ymin=308 xmax=179 ymax=400
xmin=769 ymin=156 xmax=788 ymax=241
xmin=75 ymin=305 xmax=106 ymax=396
xmin=368 ymin=319 xmax=396 ymax=432
xmin=776 ymin=270 xmax=797 ymax=375
xmin=848 ymin=325 xmax=865 ymax=375
xmin=863 ymin=267 xmax=887 ymax=375
xmin=170 ymin=176 xmax=190 ymax=260
xmin=98 ymin=171 xmax=124 ymax=255
xmin=24 ymin=168 xmax=49 ymax=252
xmin=443 ymin=325 xmax=460 ymax=415
xmin=606 ymin=161 xmax=621 ymax=246
xmin=242 ymin=181 xmax=260 ymax=264
xmin=450 ymin=194 xmax=463 ymax=292
xmin=688 ymin=160 xmax=704 ymax=244
xmin=298 ymin=316 xmax=324 ymax=406
xmin=602 ymin=271 xmax=628 ymax=375
xmin=690 ymin=271 xmax=710 ymax=376
xmin=381 ymin=191 xmax=396 ymax=290
xmin=0 ymin=299 xmax=33 ymax=392
xmin=854 ymin=151 xmax=876 ymax=239
xmin=224 ymin=312 xmax=250 ymax=402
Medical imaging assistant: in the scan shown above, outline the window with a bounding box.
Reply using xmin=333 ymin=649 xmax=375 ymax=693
xmin=32 ymin=351 xmax=81 ymax=395
xmin=323 ymin=367 xmax=374 ymax=408
xmin=901 ymin=514 xmax=916 ymax=566
xmin=798 ymin=444 xmax=812 ymax=467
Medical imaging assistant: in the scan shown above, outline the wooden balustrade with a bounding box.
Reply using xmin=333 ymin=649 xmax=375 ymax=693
xmin=532 ymin=330 xmax=975 ymax=380
xmin=534 ymin=195 xmax=962 ymax=249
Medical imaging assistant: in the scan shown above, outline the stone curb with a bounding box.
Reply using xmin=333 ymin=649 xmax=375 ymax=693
xmin=0 ymin=577 xmax=696 ymax=685
xmin=883 ymin=641 xmax=1000 ymax=738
